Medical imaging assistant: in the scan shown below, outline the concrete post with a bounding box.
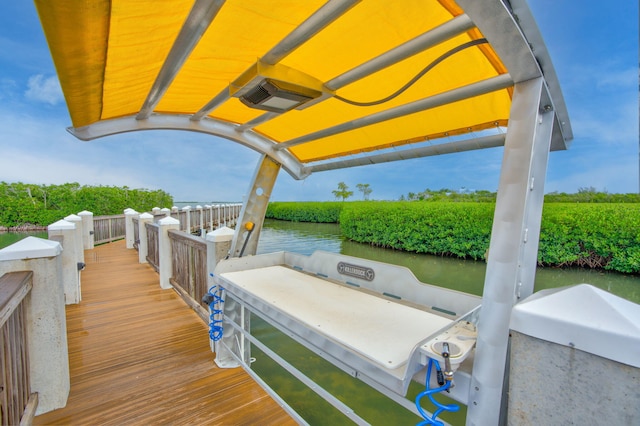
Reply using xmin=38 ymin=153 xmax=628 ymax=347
xmin=182 ymin=206 xmax=191 ymax=234
xmin=77 ymin=210 xmax=94 ymax=250
xmin=0 ymin=237 xmax=69 ymax=415
xmin=509 ymin=285 xmax=640 ymax=423
xmin=124 ymin=209 xmax=139 ymax=249
xmin=48 ymin=219 xmax=82 ymax=304
xmin=206 ymin=226 xmax=234 ymax=281
xmin=206 ymin=226 xmax=235 ymax=357
xmin=160 ymin=207 xmax=171 ymax=217
xmin=137 ymin=213 xmax=154 ymax=264
xmin=158 ymin=216 xmax=180 ymax=289
xmin=64 ymin=213 xmax=84 ymax=265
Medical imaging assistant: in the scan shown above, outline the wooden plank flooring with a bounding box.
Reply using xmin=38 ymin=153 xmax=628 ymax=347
xmin=34 ymin=240 xmax=296 ymax=426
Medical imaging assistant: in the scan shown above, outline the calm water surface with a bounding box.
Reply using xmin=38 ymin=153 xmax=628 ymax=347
xmin=0 ymin=231 xmax=48 ymax=249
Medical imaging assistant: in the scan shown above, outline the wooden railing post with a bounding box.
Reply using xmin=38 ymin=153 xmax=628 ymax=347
xmin=77 ymin=210 xmax=94 ymax=250
xmin=48 ymin=219 xmax=82 ymax=304
xmin=0 ymin=237 xmax=69 ymax=415
xmin=158 ymin=216 xmax=180 ymax=289
xmin=124 ymin=209 xmax=139 ymax=249
xmin=137 ymin=213 xmax=154 ymax=264
xmin=0 ymin=271 xmax=35 ymax=425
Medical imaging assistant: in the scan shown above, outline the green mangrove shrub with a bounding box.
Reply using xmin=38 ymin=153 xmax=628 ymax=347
xmin=538 ymin=203 xmax=640 ymax=273
xmin=266 ymin=202 xmax=343 ymax=223
xmin=339 ymin=201 xmax=639 ymax=274
xmin=0 ymin=182 xmax=173 ymax=227
xmin=340 ymin=202 xmax=494 ymax=260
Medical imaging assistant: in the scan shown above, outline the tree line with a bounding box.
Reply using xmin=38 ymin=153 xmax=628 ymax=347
xmin=333 ymin=183 xmax=639 ymax=203
xmin=0 ymin=182 xmax=173 ymax=228
xmin=399 ymin=187 xmax=640 ymax=203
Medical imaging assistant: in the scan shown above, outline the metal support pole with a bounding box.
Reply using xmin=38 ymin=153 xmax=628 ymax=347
xmin=229 ymin=155 xmax=281 ymax=258
xmin=466 ymin=77 xmax=554 ymax=425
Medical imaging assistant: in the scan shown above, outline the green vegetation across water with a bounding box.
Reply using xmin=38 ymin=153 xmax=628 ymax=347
xmin=0 ymin=182 xmax=172 ymax=228
xmin=266 ymin=201 xmax=640 ymax=274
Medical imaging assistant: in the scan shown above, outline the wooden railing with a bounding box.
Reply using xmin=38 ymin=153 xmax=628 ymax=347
xmin=168 ymin=204 xmax=242 ymax=234
xmin=0 ymin=271 xmax=38 ymax=426
xmin=145 ymin=223 xmax=159 ymax=272
xmin=94 ymin=215 xmax=125 ymax=244
xmin=168 ymin=230 xmax=209 ymax=319
xmin=132 ymin=218 xmax=139 ymax=250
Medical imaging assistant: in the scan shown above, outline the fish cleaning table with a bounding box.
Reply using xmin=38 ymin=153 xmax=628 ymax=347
xmin=220 ymin=265 xmax=453 ymax=370
xmin=214 ymin=251 xmax=481 ymax=396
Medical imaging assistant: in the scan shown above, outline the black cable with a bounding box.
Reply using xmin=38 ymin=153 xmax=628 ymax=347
xmin=334 ymin=38 xmax=489 ymax=107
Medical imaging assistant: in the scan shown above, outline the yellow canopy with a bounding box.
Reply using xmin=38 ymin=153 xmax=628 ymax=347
xmin=35 ymin=0 xmax=571 ymax=178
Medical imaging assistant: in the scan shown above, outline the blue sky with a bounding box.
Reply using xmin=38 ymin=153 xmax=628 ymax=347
xmin=0 ymin=1 xmax=637 ymax=204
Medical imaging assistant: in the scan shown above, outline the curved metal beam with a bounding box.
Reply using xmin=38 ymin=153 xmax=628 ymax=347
xmin=67 ymin=115 xmax=309 ymax=180
xmin=261 ymin=0 xmax=361 ymax=65
xmin=458 ymin=0 xmax=572 ymax=148
xmin=137 ymin=0 xmax=226 ymax=120
xmin=307 ymin=133 xmax=506 ymax=173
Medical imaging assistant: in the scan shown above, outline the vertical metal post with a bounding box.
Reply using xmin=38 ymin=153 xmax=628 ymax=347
xmin=229 ymin=155 xmax=281 ymax=258
xmin=466 ymin=77 xmax=554 ymax=425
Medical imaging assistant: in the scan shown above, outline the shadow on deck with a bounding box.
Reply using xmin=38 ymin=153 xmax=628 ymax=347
xmin=34 ymin=240 xmax=295 ymax=425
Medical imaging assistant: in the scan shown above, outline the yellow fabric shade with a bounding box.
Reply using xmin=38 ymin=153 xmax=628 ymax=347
xmin=35 ymin=0 xmax=513 ymax=164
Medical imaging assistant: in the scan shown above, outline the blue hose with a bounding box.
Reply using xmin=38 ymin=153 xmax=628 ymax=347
xmin=205 ymin=282 xmax=225 ymax=342
xmin=415 ymin=358 xmax=460 ymax=426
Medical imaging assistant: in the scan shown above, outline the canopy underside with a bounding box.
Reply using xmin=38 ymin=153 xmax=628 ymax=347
xmin=35 ymin=0 xmax=572 ymax=179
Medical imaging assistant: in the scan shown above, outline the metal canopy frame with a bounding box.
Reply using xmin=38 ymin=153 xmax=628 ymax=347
xmin=62 ymin=0 xmax=571 ymax=180
xmin=37 ymin=1 xmax=573 ymax=425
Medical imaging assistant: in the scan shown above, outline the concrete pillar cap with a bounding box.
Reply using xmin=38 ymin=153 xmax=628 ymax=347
xmin=48 ymin=219 xmax=76 ymax=230
xmin=206 ymin=226 xmax=235 ymax=242
xmin=158 ymin=216 xmax=180 ymax=226
xmin=0 ymin=237 xmax=62 ymax=261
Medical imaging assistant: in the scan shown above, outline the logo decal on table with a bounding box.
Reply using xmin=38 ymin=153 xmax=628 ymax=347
xmin=337 ymin=262 xmax=375 ymax=281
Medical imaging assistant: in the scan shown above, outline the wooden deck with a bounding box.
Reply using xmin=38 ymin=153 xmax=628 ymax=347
xmin=34 ymin=240 xmax=296 ymax=426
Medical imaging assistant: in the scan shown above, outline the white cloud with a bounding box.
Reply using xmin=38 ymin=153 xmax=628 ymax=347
xmin=596 ymin=67 xmax=638 ymax=90
xmin=24 ymin=74 xmax=63 ymax=105
xmin=570 ymin=97 xmax=638 ymax=145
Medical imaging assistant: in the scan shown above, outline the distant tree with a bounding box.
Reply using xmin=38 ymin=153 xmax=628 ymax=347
xmin=356 ymin=183 xmax=372 ymax=200
xmin=332 ymin=182 xmax=353 ymax=201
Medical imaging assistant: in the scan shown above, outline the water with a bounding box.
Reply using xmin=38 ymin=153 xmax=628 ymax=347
xmin=0 ymin=231 xmax=48 ymax=249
